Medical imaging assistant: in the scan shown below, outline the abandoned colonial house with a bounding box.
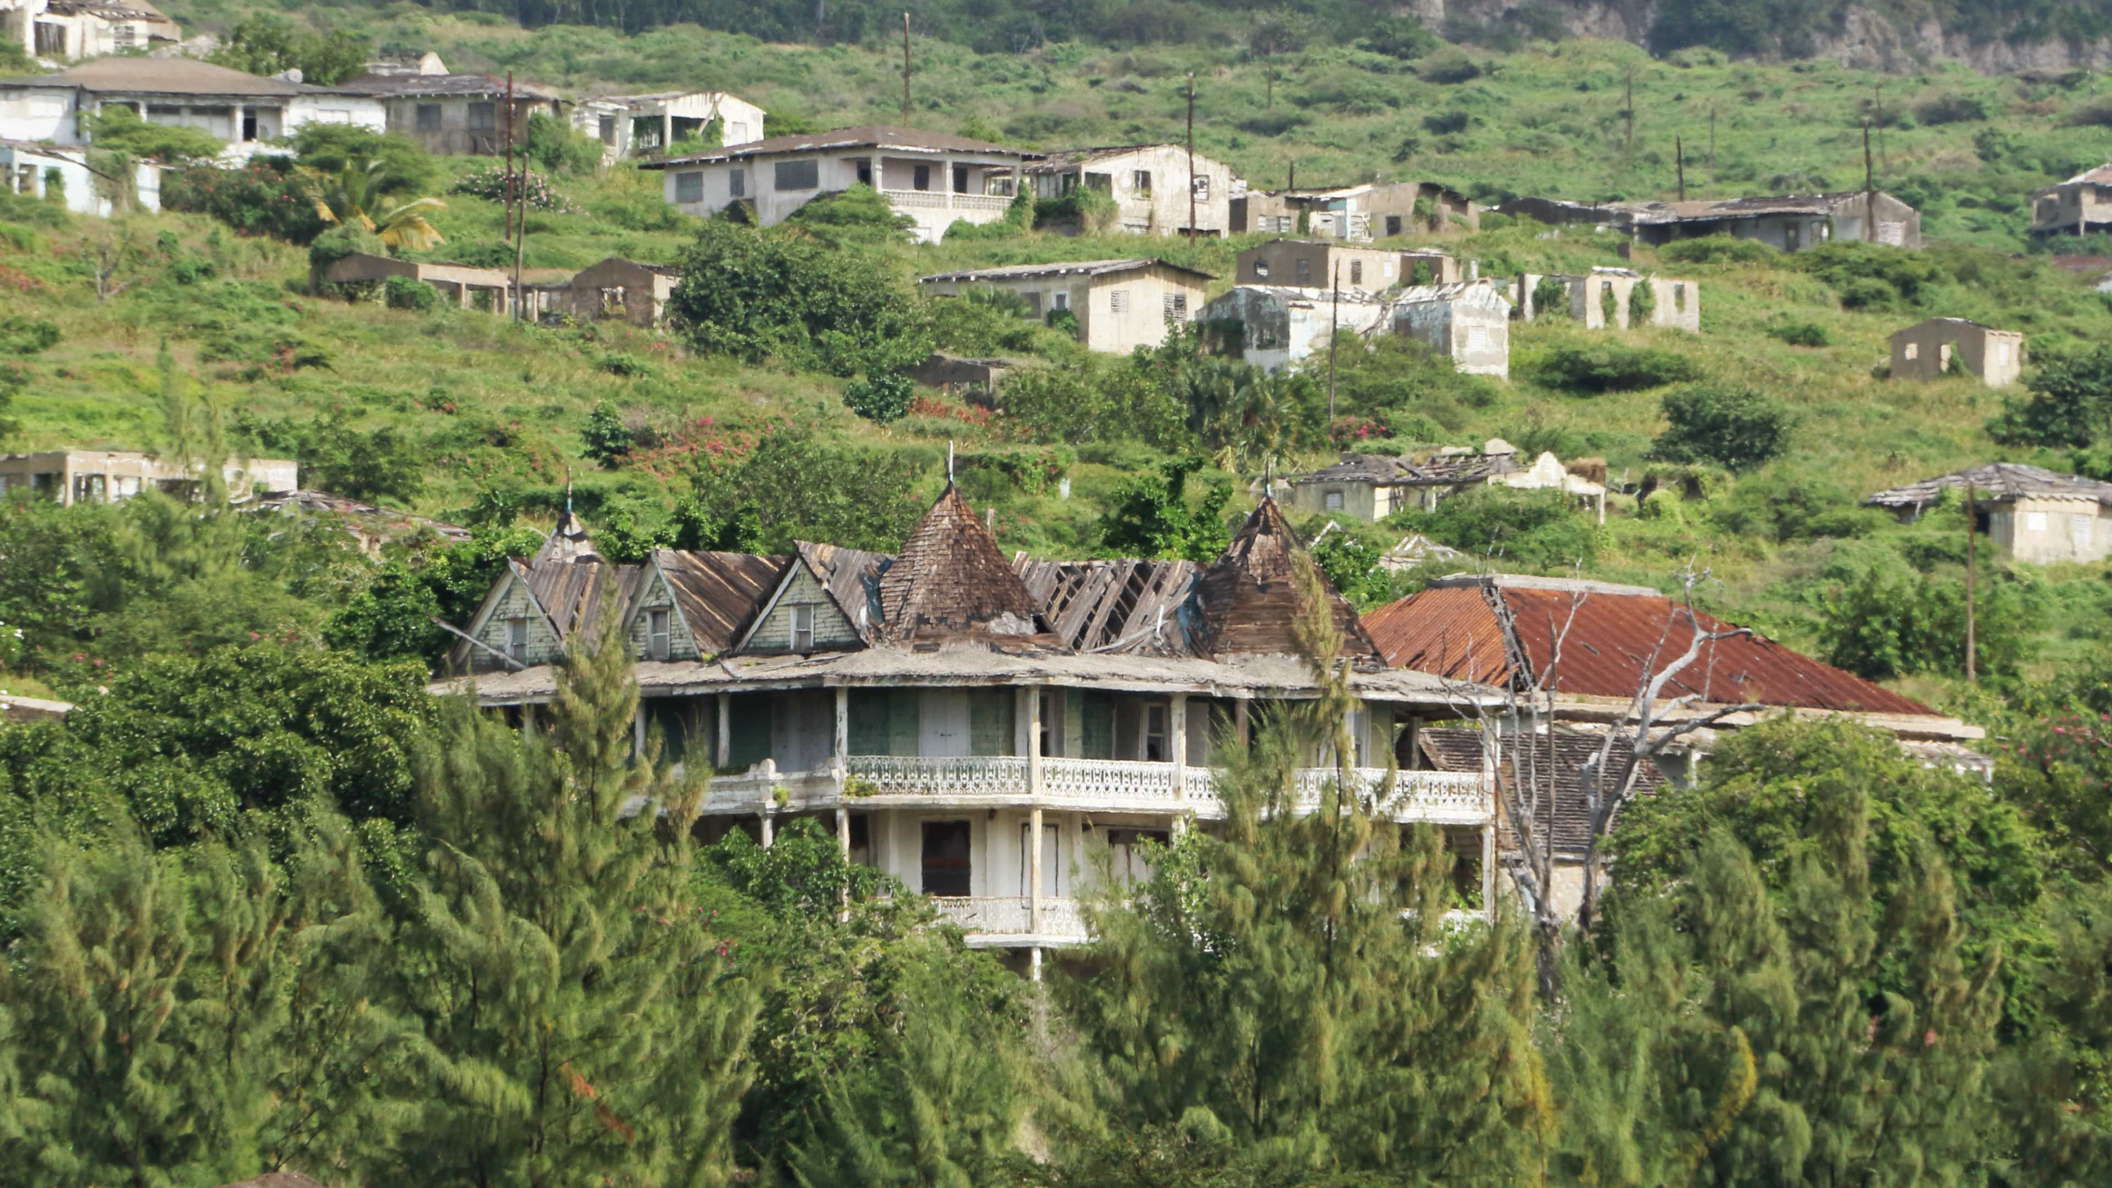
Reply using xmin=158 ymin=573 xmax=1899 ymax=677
xmin=1391 ymin=280 xmax=1512 ymax=378
xmin=1232 ymin=180 xmax=1479 ymax=239
xmin=0 ymin=57 xmax=385 ymax=160
xmin=2 ymin=0 xmax=178 ymax=62
xmin=341 ymin=70 xmax=564 ymax=156
xmin=1888 ymin=317 xmax=2024 ymax=387
xmin=1864 ymin=462 xmax=2112 ymax=565
xmin=917 ymin=258 xmax=1212 ymax=355
xmin=2030 ymin=165 xmax=2112 ymax=237
xmin=1511 ymin=267 xmax=1699 ymax=333
xmin=642 ymin=125 xmax=1033 ymax=243
xmin=1022 ymin=143 xmax=1240 ymax=236
xmin=571 ymin=89 xmax=764 ymax=160
xmin=1285 ymin=439 xmax=1607 ymax=524
xmin=0 ymin=449 xmax=296 ymax=503
xmin=1501 ymin=191 xmax=1923 ymax=251
xmin=0 ymin=137 xmax=160 ymax=215
xmin=435 ymin=490 xmax=1503 ymax=970
xmin=1198 ymin=284 xmax=1394 ymax=372
xmin=1237 ymin=239 xmax=1460 ymax=289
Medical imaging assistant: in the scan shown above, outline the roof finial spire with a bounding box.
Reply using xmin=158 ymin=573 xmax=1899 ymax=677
xmin=1263 ymin=455 xmax=1275 ymax=500
xmin=947 ymin=439 xmax=955 ymax=485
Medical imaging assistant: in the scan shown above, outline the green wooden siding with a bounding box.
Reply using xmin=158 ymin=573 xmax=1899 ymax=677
xmin=1081 ymin=692 xmax=1116 ymax=760
xmin=969 ymin=689 xmax=1015 ymax=756
xmin=726 ymin=695 xmax=772 ymax=771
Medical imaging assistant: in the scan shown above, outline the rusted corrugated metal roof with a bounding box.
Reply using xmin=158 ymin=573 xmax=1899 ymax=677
xmin=1014 ymin=556 xmax=1200 ymax=655
xmin=878 ymin=485 xmax=1049 ymax=642
xmin=1363 ymin=584 xmax=1512 ymax=685
xmin=1366 ymin=576 xmax=1932 ymax=716
xmin=1196 ymin=498 xmax=1382 ymax=662
xmin=655 ymin=550 xmax=787 ymax=655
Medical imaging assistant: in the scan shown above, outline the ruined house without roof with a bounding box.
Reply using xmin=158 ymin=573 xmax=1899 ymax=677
xmin=917 ymin=258 xmax=1212 ymax=355
xmin=1888 ymin=317 xmax=2024 ymax=387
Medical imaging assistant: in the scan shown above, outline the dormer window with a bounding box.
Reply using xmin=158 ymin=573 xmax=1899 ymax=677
xmin=789 ymin=604 xmax=816 ymax=651
xmin=647 ymin=607 xmax=671 ymax=660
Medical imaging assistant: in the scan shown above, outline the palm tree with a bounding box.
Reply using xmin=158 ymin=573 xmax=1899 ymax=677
xmin=309 ymin=160 xmax=445 ymax=253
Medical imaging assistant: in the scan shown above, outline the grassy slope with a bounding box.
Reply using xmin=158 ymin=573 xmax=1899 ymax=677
xmin=7 ymin=28 xmax=2112 ymax=693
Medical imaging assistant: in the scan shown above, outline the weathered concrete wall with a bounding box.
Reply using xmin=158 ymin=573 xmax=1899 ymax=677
xmin=1890 ymin=320 xmax=2023 ymax=387
xmin=1991 ymin=497 xmax=2112 ymax=564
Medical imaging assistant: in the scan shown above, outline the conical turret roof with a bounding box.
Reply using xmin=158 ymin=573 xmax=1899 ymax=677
xmin=1196 ymin=497 xmax=1382 ymax=661
xmin=877 ymin=485 xmax=1048 ymax=642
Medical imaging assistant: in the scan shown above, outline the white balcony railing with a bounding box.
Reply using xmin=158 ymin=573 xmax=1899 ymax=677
xmin=1186 ymin=767 xmax=1485 ymax=823
xmin=881 ymin=189 xmax=1014 ymax=214
xmin=1041 ymin=756 xmax=1179 ymax=806
xmin=845 ymin=754 xmax=1028 ymax=800
xmin=930 ymin=896 xmax=1090 ymax=945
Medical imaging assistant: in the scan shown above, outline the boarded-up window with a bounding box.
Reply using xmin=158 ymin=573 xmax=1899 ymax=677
xmin=848 ymin=689 xmax=918 ymax=756
xmin=1164 ymin=292 xmax=1187 ymax=317
xmin=775 ymin=159 xmax=819 ymax=190
xmin=1296 ymin=258 xmax=1311 ymax=283
xmin=506 ymin=617 xmax=528 ymax=664
xmin=1052 ymin=290 xmax=1070 ymax=311
xmin=1080 ymin=692 xmax=1117 ymax=760
xmin=674 ymin=171 xmax=704 ymax=203
xmin=1349 ymin=261 xmax=1363 ymax=285
xmin=969 ymin=691 xmax=1014 ymax=756
xmin=1109 ymin=289 xmax=1129 ymax=314
xmin=1018 ymin=822 xmax=1059 ymax=896
xmin=1324 ymin=490 xmax=1344 ymax=511
xmin=726 ymin=695 xmax=772 ymax=770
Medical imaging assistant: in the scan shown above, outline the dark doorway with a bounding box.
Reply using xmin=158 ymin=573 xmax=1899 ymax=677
xmin=920 ymin=820 xmax=972 ymax=896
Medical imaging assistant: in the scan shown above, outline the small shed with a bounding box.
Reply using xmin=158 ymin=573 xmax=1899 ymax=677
xmin=1390 ymin=281 xmax=1512 ymax=378
xmin=1888 ymin=317 xmax=2024 ymax=387
xmin=558 ymin=256 xmax=679 ymax=327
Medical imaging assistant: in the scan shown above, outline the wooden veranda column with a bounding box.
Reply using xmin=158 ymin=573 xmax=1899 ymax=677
xmin=1029 ymin=805 xmax=1044 ymax=938
xmin=1170 ymin=692 xmax=1188 ymax=801
xmin=715 ymin=692 xmax=730 ymax=770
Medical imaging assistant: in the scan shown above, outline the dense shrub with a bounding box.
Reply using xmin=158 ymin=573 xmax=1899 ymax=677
xmin=1650 ymin=384 xmax=1791 ymax=470
xmin=285 ymin=124 xmax=438 ymax=195
xmin=1658 ymin=235 xmax=1778 ymax=265
xmin=1387 ymin=487 xmax=1597 ymax=569
xmin=522 ymin=112 xmax=605 ymax=175
xmin=1361 ymin=14 xmax=1438 ymax=57
xmin=163 ymin=159 xmax=329 ymax=243
xmin=83 ymin=107 xmax=223 ymax=163
xmin=382 ymin=275 xmax=438 ymax=311
xmin=1988 ymin=343 xmax=2112 ymax=451
xmin=1416 ymin=49 xmax=1482 ymax=83
xmin=1816 ymin=544 xmax=2030 ymax=680
xmin=1534 ymin=342 xmax=1701 ymax=392
xmin=843 ymin=372 xmax=914 ymax=423
xmin=1767 ymin=318 xmax=1831 ymax=346
xmin=1915 ymin=92 xmax=1989 ymax=124
xmin=0 ymin=316 xmax=59 ymax=355
xmin=1627 ymin=280 xmax=1656 ymax=325
xmin=1422 ymin=109 xmax=1471 ymax=134
xmin=450 ymin=165 xmax=575 ymax=212
xmin=1797 ymin=241 xmax=1943 ymax=310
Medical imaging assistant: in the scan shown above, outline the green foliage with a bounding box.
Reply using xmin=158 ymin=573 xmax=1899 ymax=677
xmin=668 ymin=219 xmax=931 ymax=377
xmin=844 ymin=370 xmax=914 ymax=423
xmin=999 ymin=357 xmax=1186 ymax=450
xmin=1535 ymin=341 xmax=1701 ymax=393
xmin=1766 ymin=317 xmax=1832 ymax=346
xmin=1388 ymin=486 xmax=1598 ymax=569
xmin=581 ymin=399 xmax=633 ymax=466
xmin=239 ymin=409 xmax=426 ymax=504
xmin=1989 ymin=342 xmax=2112 ymax=452
xmin=783 ymin=183 xmax=917 ymax=246
xmin=381 ymin=273 xmax=437 ymax=310
xmin=1658 ymin=235 xmax=1779 ymax=265
xmin=1650 ymin=383 xmax=1791 ymax=470
xmin=522 ymin=111 xmax=605 ymax=175
xmin=323 ymin=525 xmax=545 ymax=662
xmin=1096 ymin=456 xmax=1231 ymax=562
xmin=1531 ymin=275 xmax=1568 ymax=320
xmin=1813 ymin=538 xmax=2032 ymax=681
xmin=1362 ymin=14 xmax=1439 ymax=58
xmin=209 ymin=14 xmax=369 ymax=85
xmin=285 ymin=123 xmax=439 ymax=197
xmin=84 ymin=106 xmax=225 ymax=164
xmin=164 ymin=158 xmax=330 ymax=243
xmin=684 ymin=426 xmax=926 ymax=554
xmin=1307 ymin=525 xmax=1396 ymax=608
xmin=1798 ymin=241 xmax=1945 ymax=310
xmin=1627 ymin=277 xmax=1657 ymax=325
xmin=929 ymin=287 xmax=1050 ymax=356
xmin=0 ymin=315 xmax=58 ymax=355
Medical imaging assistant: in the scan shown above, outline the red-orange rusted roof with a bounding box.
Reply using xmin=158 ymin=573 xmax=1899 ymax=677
xmin=1365 ymin=578 xmax=1933 ymax=716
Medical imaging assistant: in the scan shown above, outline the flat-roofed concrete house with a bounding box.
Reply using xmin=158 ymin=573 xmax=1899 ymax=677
xmin=1512 ymin=267 xmax=1699 ymax=332
xmin=1022 ymin=143 xmax=1238 ymax=236
xmin=0 ymin=57 xmax=385 ymax=160
xmin=2031 ymin=164 xmax=2112 ymax=237
xmin=642 ymin=125 xmax=1033 ymax=244
xmin=1287 ymin=438 xmax=1605 ymax=522
xmin=0 ymin=137 xmax=159 ymax=215
xmin=340 ymin=70 xmax=564 ymax=156
xmin=322 ymin=252 xmax=527 ymax=315
xmin=553 ymin=256 xmax=679 ymax=327
xmin=572 ymin=90 xmax=763 ymax=160
xmin=439 ymin=491 xmax=1503 ymax=968
xmin=1502 ymin=191 xmax=1921 ymax=251
xmin=1865 ymin=462 xmax=2112 ymax=565
xmin=1197 ymin=284 xmax=1394 ymax=372
xmin=1237 ymin=239 xmax=1459 ymax=290
xmin=1232 ymin=180 xmax=1479 ymax=240
xmin=3 ymin=0 xmax=178 ymax=62
xmin=918 ymin=258 xmax=1212 ymax=355
xmin=1888 ymin=317 xmax=2024 ymax=387
xmin=1390 ymin=280 xmax=1511 ymax=378
xmin=0 ymin=449 xmax=296 ymax=504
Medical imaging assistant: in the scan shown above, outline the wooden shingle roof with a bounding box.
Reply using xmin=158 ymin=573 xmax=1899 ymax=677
xmin=877 ymin=484 xmax=1048 ymax=643
xmin=1196 ymin=498 xmax=1382 ymax=662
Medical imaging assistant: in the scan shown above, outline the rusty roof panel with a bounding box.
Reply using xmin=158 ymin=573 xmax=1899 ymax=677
xmin=1497 ymin=585 xmax=1932 ymax=716
xmin=1361 ymin=585 xmax=1512 ymax=685
xmin=655 ymin=550 xmax=787 ymax=655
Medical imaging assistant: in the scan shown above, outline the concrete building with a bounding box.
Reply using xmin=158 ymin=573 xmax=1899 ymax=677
xmin=1232 ymin=179 xmax=1479 ymax=240
xmin=0 ymin=57 xmax=384 ymax=160
xmin=1502 ymin=190 xmax=1922 ymax=251
xmin=1887 ymin=317 xmax=2024 ymax=387
xmin=2 ymin=0 xmax=178 ymax=63
xmin=1511 ymin=267 xmax=1699 ymax=332
xmin=1 ymin=137 xmax=159 ymax=215
xmin=0 ymin=449 xmax=296 ymax=504
xmin=572 ymin=90 xmax=763 ymax=160
xmin=1236 ymin=239 xmax=1459 ymax=290
xmin=340 ymin=70 xmax=564 ymax=157
xmin=439 ymin=492 xmax=1503 ymax=966
xmin=1865 ymin=462 xmax=2112 ymax=565
xmin=1197 ymin=284 xmax=1393 ymax=373
xmin=1286 ymin=439 xmax=1605 ymax=523
xmin=2031 ymin=164 xmax=2112 ymax=237
xmin=918 ymin=258 xmax=1212 ymax=355
xmin=322 ymin=252 xmax=538 ymax=316
xmin=552 ymin=256 xmax=679 ymax=327
xmin=1022 ymin=143 xmax=1239 ymax=236
xmin=1390 ymin=280 xmax=1512 ymax=378
xmin=642 ymin=125 xmax=1033 ymax=244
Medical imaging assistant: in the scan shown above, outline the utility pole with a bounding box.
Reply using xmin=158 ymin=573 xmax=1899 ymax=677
xmin=505 ymin=71 xmax=523 ymax=321
xmin=502 ymin=71 xmax=516 ymax=246
xmin=1863 ymin=121 xmax=1876 ymax=243
xmin=1964 ymin=482 xmax=1978 ymax=683
xmin=1288 ymin=161 xmax=1296 ymax=190
xmin=1186 ymin=72 xmax=1197 ymax=240
xmin=1708 ymin=104 xmax=1717 ymax=183
xmin=1326 ymin=261 xmax=1340 ymax=421
xmin=900 ymin=12 xmax=912 ymax=122
xmin=1675 ymin=134 xmax=1685 ymax=202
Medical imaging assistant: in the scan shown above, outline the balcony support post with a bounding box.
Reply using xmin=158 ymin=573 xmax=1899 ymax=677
xmin=715 ymin=692 xmax=730 ymax=771
xmin=632 ymin=706 xmax=645 ymax=762
xmin=1029 ymin=805 xmax=1044 ymax=937
xmin=1480 ymin=821 xmax=1496 ymax=919
xmin=1170 ymin=693 xmax=1188 ymax=801
xmin=832 ymin=685 xmax=848 ymax=780
xmin=760 ymin=812 xmax=774 ymax=848
xmin=1025 ymin=685 xmax=1043 ymax=801
xmin=836 ymin=806 xmax=851 ymax=922
xmin=1029 ymin=944 xmax=1043 ymax=982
